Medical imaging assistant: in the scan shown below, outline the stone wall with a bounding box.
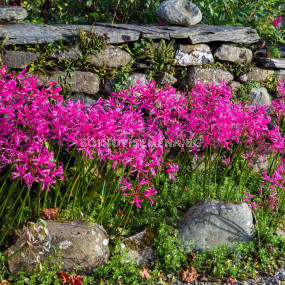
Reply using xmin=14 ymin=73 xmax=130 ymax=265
xmin=0 ymin=6 xmax=284 ymax=106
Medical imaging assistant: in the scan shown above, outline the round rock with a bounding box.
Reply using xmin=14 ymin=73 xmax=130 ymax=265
xmin=156 ymin=0 xmax=202 ymax=27
xmin=178 ymin=199 xmax=255 ymax=252
xmin=5 ymin=220 xmax=109 ymax=274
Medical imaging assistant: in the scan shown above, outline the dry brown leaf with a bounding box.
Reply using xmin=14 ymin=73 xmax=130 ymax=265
xmin=181 ymin=267 xmax=199 ymax=283
xmin=137 ymin=266 xmax=152 ymax=279
xmin=0 ymin=280 xmax=9 ymax=284
xmin=40 ymin=207 xmax=58 ymax=220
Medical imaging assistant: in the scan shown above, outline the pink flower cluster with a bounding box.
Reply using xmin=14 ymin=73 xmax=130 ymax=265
xmin=0 ymin=67 xmax=64 ymax=191
xmin=269 ymin=15 xmax=283 ymax=28
xmin=2 ymin=66 xmax=285 ymax=210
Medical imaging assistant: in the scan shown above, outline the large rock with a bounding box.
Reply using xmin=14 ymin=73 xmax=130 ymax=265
xmin=51 ymin=47 xmax=81 ymax=61
xmin=121 ymin=230 xmax=155 ymax=266
xmin=182 ymin=67 xmax=234 ymax=88
xmin=239 ymin=68 xmax=275 ymax=83
xmin=178 ymin=200 xmax=254 ymax=252
xmin=277 ymin=70 xmax=285 ymax=85
xmin=0 ymin=6 xmax=27 ymax=23
xmin=174 ymin=44 xmax=214 ymax=66
xmin=257 ymin=57 xmax=285 ymax=69
xmin=214 ymin=44 xmax=252 ymax=64
xmin=37 ymin=71 xmax=100 ymax=95
xmin=156 ymin=0 xmax=202 ymax=27
xmin=1 ymin=50 xmax=39 ymax=69
xmin=249 ymin=87 xmax=271 ymax=108
xmin=5 ymin=220 xmax=109 ymax=274
xmin=87 ymin=46 xmax=131 ymax=68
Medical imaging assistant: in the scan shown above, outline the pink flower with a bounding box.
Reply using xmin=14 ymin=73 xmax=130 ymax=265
xmin=269 ymin=15 xmax=283 ymax=28
xmin=143 ymin=187 xmax=157 ymax=205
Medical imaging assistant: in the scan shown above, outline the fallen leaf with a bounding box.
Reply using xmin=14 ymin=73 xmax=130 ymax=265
xmin=57 ymin=272 xmax=70 ymax=284
xmin=40 ymin=208 xmax=58 ymax=220
xmin=56 ymin=272 xmax=85 ymax=285
xmin=137 ymin=266 xmax=152 ymax=279
xmin=226 ymin=277 xmax=237 ymax=285
xmin=181 ymin=267 xmax=199 ymax=283
xmin=0 ymin=280 xmax=9 ymax=284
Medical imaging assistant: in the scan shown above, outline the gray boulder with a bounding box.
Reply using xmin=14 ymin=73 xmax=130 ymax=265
xmin=175 ymin=44 xmax=214 ymax=66
xmin=249 ymin=87 xmax=271 ymax=108
xmin=182 ymin=67 xmax=233 ymax=88
xmin=37 ymin=71 xmax=100 ymax=95
xmin=5 ymin=220 xmax=109 ymax=274
xmin=239 ymin=67 xmax=274 ymax=83
xmin=156 ymin=0 xmax=202 ymax=27
xmin=178 ymin=200 xmax=255 ymax=252
xmin=0 ymin=6 xmax=27 ymax=23
xmin=87 ymin=45 xmax=131 ymax=68
xmin=214 ymin=44 xmax=252 ymax=64
xmin=1 ymin=50 xmax=39 ymax=69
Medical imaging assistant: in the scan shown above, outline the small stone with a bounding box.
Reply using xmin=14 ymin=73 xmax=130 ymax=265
xmin=177 ymin=200 xmax=255 ymax=252
xmin=277 ymin=70 xmax=285 ymax=85
xmin=121 ymin=230 xmax=155 ymax=266
xmin=229 ymin=81 xmax=241 ymax=93
xmin=128 ymin=73 xmax=147 ymax=87
xmin=37 ymin=71 xmax=100 ymax=95
xmin=0 ymin=6 xmax=27 ymax=23
xmin=156 ymin=72 xmax=177 ymax=85
xmin=5 ymin=221 xmax=109 ymax=274
xmin=51 ymin=47 xmax=81 ymax=61
xmin=257 ymin=57 xmax=285 ymax=69
xmin=214 ymin=44 xmax=252 ymax=64
xmin=87 ymin=45 xmax=131 ymax=68
xmin=239 ymin=68 xmax=275 ymax=83
xmin=174 ymin=44 xmax=214 ymax=66
xmin=156 ymin=0 xmax=202 ymax=27
xmin=182 ymin=67 xmax=233 ymax=88
xmin=1 ymin=50 xmax=39 ymax=69
xmin=249 ymin=87 xmax=271 ymax=107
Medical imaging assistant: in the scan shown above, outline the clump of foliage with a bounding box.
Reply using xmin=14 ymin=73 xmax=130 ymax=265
xmin=130 ymin=38 xmax=176 ymax=78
